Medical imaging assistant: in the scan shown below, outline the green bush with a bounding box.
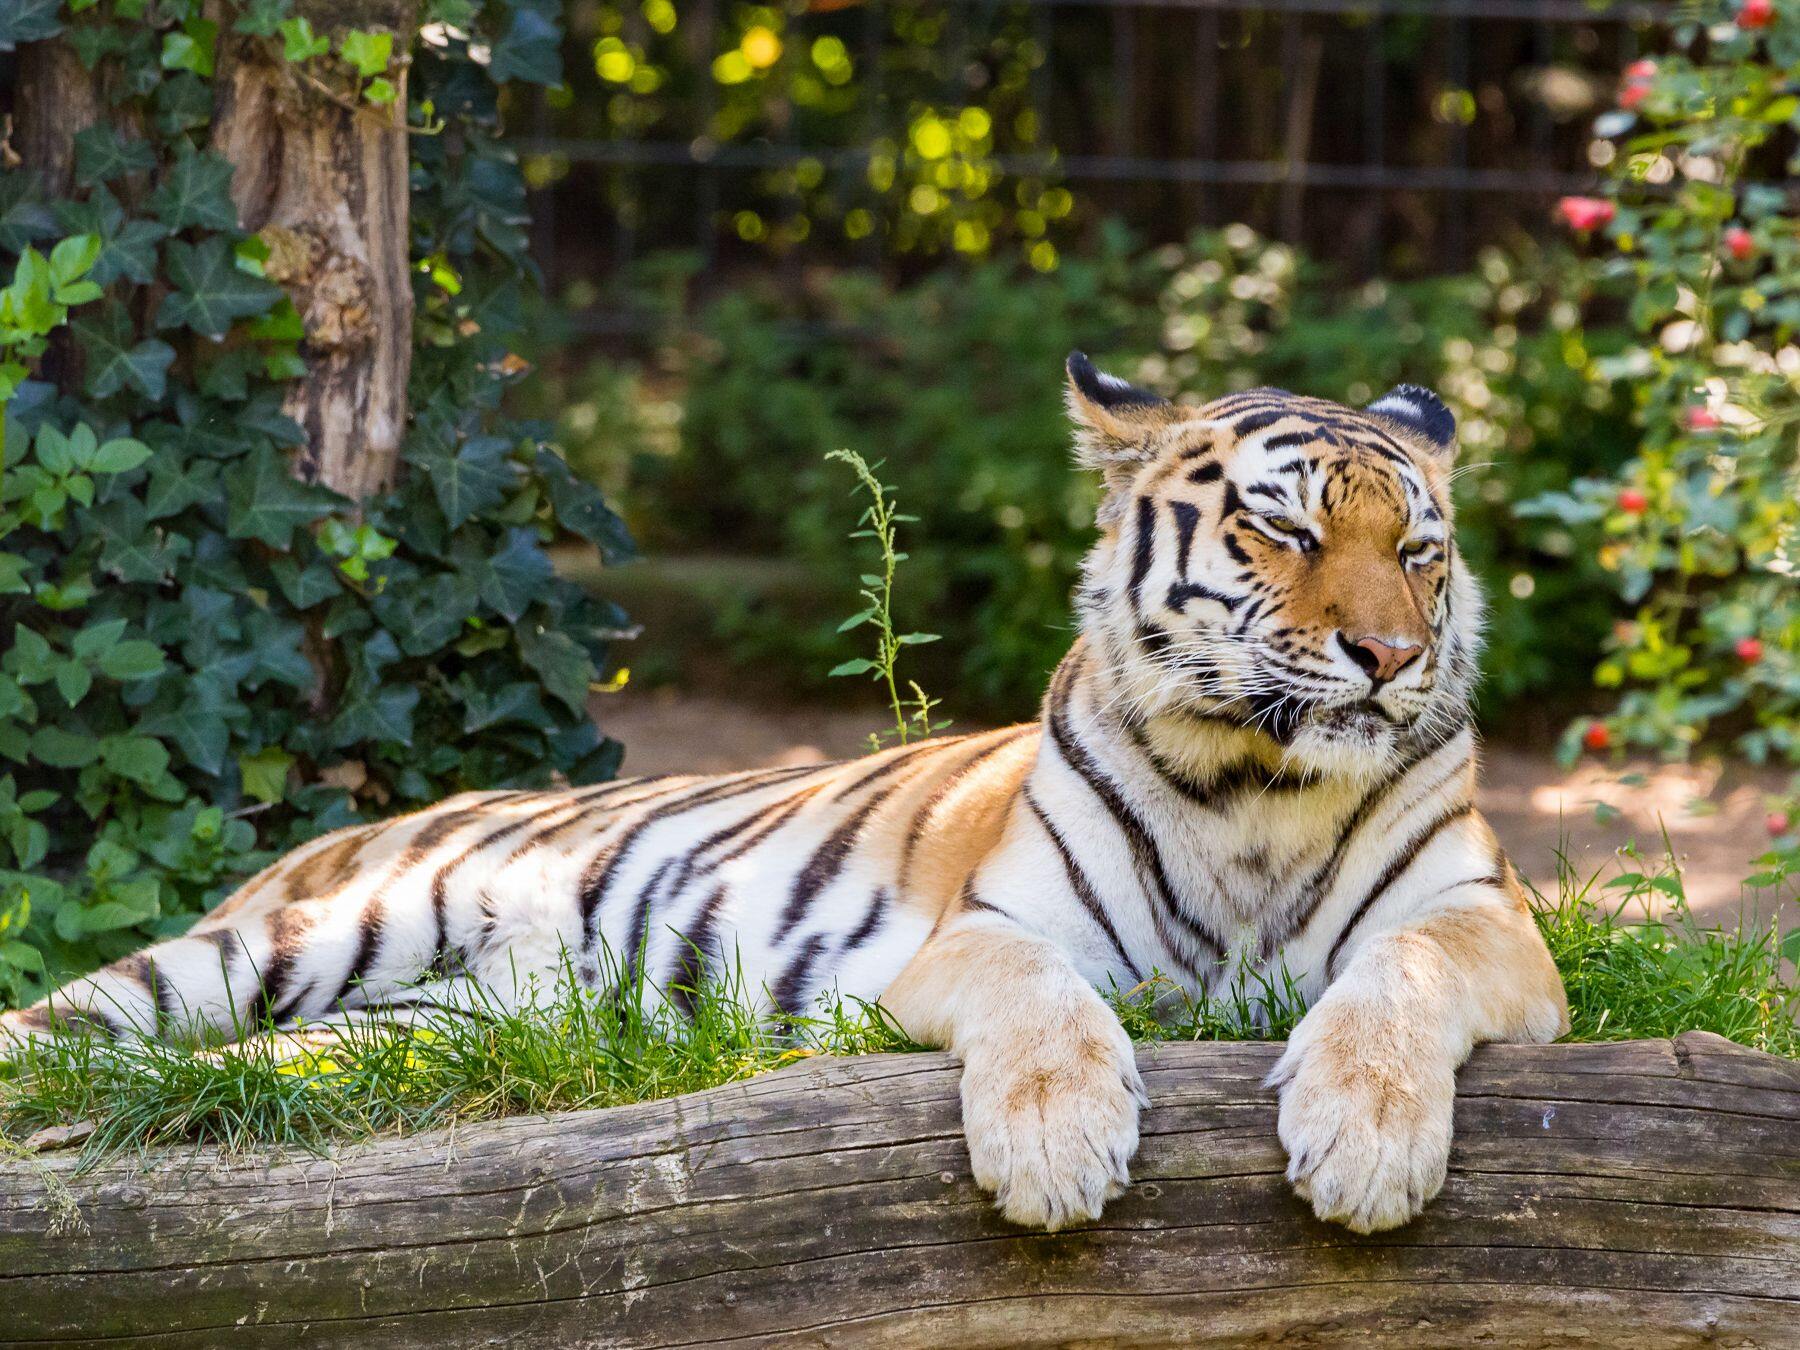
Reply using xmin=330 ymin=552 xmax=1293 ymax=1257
xmin=0 ymin=1 xmax=630 ymax=1008
xmin=1524 ymin=4 xmax=1800 ymax=782
xmin=547 ymin=226 xmax=1634 ymax=719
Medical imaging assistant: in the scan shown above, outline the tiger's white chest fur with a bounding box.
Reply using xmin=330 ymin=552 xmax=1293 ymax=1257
xmin=980 ymin=650 xmax=1485 ymax=1012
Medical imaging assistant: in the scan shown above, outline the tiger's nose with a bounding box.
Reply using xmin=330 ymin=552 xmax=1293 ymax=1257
xmin=1338 ymin=633 xmax=1424 ymax=684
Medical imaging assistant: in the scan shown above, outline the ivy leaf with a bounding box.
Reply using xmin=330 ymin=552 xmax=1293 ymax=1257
xmin=138 ymin=684 xmax=233 ymax=775
xmin=278 ymin=16 xmax=330 ymax=61
xmin=238 ymin=746 xmax=293 ymax=804
xmin=224 ymin=447 xmax=343 ymax=549
xmin=471 ymin=526 xmax=554 ymax=622
xmin=91 ymin=499 xmax=186 ymax=583
xmin=373 ymin=571 xmax=478 ymax=656
xmin=518 ymin=624 xmax=595 ymax=714
xmin=0 ymin=0 xmax=62 ymax=52
xmin=154 ymin=71 xmax=214 ymax=136
xmin=237 ymin=391 xmax=306 ymax=447
xmin=462 ymin=681 xmax=553 ymax=734
xmin=144 ymin=455 xmax=218 ymax=520
xmin=339 ymin=29 xmax=393 ymax=78
xmin=488 ymin=2 xmax=562 ymax=86
xmin=246 ymin=296 xmax=304 ymax=342
xmin=157 ymin=237 xmax=282 ymax=337
xmin=56 ymin=189 xmax=170 ymax=287
xmin=329 ymin=678 xmax=418 ymax=749
xmin=65 ymin=19 xmax=126 ymax=69
xmin=160 ymin=20 xmax=216 ymax=79
xmin=0 ymin=175 xmax=56 ymax=254
xmin=538 ymin=451 xmax=635 ymax=562
xmin=181 ymin=630 xmax=256 ymax=703
xmin=413 ymin=434 xmax=514 ymax=529
xmin=97 ymin=217 xmax=169 ymax=287
xmin=268 ymin=554 xmax=343 ymax=608
xmin=234 ymin=0 xmax=293 ymax=38
xmin=75 ymin=303 xmax=176 ymax=401
xmin=197 ymin=347 xmax=262 ymax=402
xmin=112 ymin=21 xmax=164 ymax=97
xmin=241 ymin=609 xmax=313 ymax=689
xmin=73 ymin=127 xmax=157 ymax=187
xmin=147 ymin=146 xmax=239 ymax=234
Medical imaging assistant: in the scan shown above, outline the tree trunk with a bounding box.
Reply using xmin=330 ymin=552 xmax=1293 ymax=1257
xmin=15 ymin=5 xmax=415 ymax=501
xmin=209 ymin=0 xmax=416 ymax=500
xmin=11 ymin=38 xmax=113 ymax=396
xmin=1 ymin=1034 xmax=1794 ymax=1348
xmin=11 ymin=41 xmax=103 ymax=199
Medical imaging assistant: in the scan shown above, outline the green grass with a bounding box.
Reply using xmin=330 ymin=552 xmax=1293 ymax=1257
xmin=1 ymin=854 xmax=1794 ymax=1162
xmin=1537 ymin=850 xmax=1799 ymax=1056
xmin=0 ymin=954 xmax=918 ymax=1159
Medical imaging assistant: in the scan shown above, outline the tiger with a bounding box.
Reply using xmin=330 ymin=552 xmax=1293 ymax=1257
xmin=1 ymin=353 xmax=1569 ymax=1234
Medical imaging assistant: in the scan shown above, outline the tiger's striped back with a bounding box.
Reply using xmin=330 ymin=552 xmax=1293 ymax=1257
xmin=3 ymin=728 xmax=1039 ymax=1043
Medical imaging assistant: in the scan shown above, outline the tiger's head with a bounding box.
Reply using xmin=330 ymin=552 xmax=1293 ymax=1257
xmin=1065 ymin=351 xmax=1480 ymax=782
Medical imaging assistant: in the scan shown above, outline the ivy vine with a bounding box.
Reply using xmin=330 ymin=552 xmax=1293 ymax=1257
xmin=0 ymin=0 xmax=630 ymax=1005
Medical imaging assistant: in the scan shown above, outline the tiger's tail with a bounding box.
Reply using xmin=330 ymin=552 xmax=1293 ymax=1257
xmin=0 ymin=919 xmax=291 ymax=1053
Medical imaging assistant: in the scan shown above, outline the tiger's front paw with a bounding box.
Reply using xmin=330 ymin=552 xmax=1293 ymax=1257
xmin=1268 ymin=1010 xmax=1455 ymax=1233
xmin=959 ymin=1015 xmax=1148 ymax=1231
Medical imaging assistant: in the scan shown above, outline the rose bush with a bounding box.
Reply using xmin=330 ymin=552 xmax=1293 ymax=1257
xmin=1526 ymin=3 xmax=1800 ymax=798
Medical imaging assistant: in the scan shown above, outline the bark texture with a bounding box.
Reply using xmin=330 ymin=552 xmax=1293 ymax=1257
xmin=1 ymin=1034 xmax=1795 ymax=1348
xmin=209 ymin=0 xmax=417 ymax=500
xmin=11 ymin=41 xmax=104 ymax=198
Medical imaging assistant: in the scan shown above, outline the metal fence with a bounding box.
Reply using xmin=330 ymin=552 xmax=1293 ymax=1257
xmin=522 ymin=0 xmax=1665 ymax=331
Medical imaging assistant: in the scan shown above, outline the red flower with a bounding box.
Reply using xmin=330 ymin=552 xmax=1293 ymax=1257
xmin=1583 ymin=722 xmax=1611 ymax=752
xmin=1619 ymin=82 xmax=1650 ymax=110
xmin=1767 ymin=811 xmax=1791 ymax=837
xmin=1617 ymin=487 xmax=1649 ymax=515
xmin=1556 ymin=197 xmax=1616 ymax=232
xmin=1724 ymin=226 xmax=1755 ymax=261
xmin=1624 ymin=59 xmax=1658 ymax=80
xmin=1737 ymin=0 xmax=1774 ymax=29
xmin=1685 ymin=406 xmax=1720 ymax=431
xmin=1736 ymin=637 xmax=1765 ymax=663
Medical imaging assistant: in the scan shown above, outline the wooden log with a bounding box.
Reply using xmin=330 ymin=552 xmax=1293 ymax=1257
xmin=0 ymin=1033 xmax=1795 ymax=1348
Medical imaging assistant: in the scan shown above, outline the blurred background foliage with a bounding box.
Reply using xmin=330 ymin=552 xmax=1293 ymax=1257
xmin=509 ymin=0 xmax=1674 ymax=726
xmin=526 ymin=227 xmax=1634 ymax=722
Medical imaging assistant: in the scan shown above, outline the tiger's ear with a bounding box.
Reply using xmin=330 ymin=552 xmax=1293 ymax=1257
xmin=1065 ymin=351 xmax=1179 ymax=491
xmin=1365 ymin=384 xmax=1456 ymax=459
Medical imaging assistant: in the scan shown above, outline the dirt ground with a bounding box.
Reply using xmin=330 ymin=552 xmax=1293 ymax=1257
xmin=599 ymin=687 xmax=1795 ymax=935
